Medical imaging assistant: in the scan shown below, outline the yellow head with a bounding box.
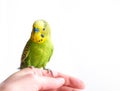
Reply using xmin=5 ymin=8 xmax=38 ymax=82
xmin=30 ymin=19 xmax=51 ymax=44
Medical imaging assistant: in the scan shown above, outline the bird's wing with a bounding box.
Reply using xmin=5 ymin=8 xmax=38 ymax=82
xmin=48 ymin=46 xmax=54 ymax=62
xmin=21 ymin=41 xmax=30 ymax=63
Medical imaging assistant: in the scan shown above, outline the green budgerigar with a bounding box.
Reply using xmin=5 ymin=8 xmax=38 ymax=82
xmin=20 ymin=19 xmax=53 ymax=69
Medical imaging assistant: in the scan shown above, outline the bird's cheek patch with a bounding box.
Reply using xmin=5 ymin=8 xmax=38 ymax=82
xmin=38 ymin=38 xmax=45 ymax=43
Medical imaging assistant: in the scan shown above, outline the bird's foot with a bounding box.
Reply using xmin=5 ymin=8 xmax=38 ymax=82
xmin=28 ymin=66 xmax=37 ymax=75
xmin=43 ymin=68 xmax=54 ymax=77
xmin=29 ymin=66 xmax=35 ymax=69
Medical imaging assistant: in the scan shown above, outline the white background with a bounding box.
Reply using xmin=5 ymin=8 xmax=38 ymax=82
xmin=0 ymin=0 xmax=120 ymax=91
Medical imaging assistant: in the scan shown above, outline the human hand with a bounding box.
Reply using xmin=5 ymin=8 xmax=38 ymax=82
xmin=0 ymin=67 xmax=85 ymax=91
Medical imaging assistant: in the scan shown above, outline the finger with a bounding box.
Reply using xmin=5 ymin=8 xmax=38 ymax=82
xmin=58 ymin=86 xmax=81 ymax=91
xmin=17 ymin=68 xmax=84 ymax=90
xmin=51 ymin=72 xmax=85 ymax=89
xmin=43 ymin=86 xmax=81 ymax=91
xmin=28 ymin=68 xmax=85 ymax=89
xmin=34 ymin=68 xmax=53 ymax=77
xmin=15 ymin=68 xmax=53 ymax=78
xmin=37 ymin=77 xmax=65 ymax=90
xmin=43 ymin=89 xmax=56 ymax=91
xmin=19 ymin=67 xmax=52 ymax=77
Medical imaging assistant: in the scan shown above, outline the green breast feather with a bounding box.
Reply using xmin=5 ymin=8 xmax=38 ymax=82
xmin=20 ymin=39 xmax=53 ymax=69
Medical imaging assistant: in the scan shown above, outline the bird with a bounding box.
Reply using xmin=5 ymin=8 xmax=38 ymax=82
xmin=20 ymin=19 xmax=54 ymax=70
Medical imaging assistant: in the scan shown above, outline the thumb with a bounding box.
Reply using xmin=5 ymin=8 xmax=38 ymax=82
xmin=37 ymin=77 xmax=65 ymax=90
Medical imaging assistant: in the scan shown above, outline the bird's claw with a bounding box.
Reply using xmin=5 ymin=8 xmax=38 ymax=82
xmin=43 ymin=68 xmax=54 ymax=77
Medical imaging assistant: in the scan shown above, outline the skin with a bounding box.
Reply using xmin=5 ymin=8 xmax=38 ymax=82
xmin=0 ymin=68 xmax=85 ymax=91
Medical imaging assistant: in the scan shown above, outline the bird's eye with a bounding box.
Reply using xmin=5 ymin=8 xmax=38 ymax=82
xmin=41 ymin=34 xmax=44 ymax=38
xmin=43 ymin=28 xmax=45 ymax=31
